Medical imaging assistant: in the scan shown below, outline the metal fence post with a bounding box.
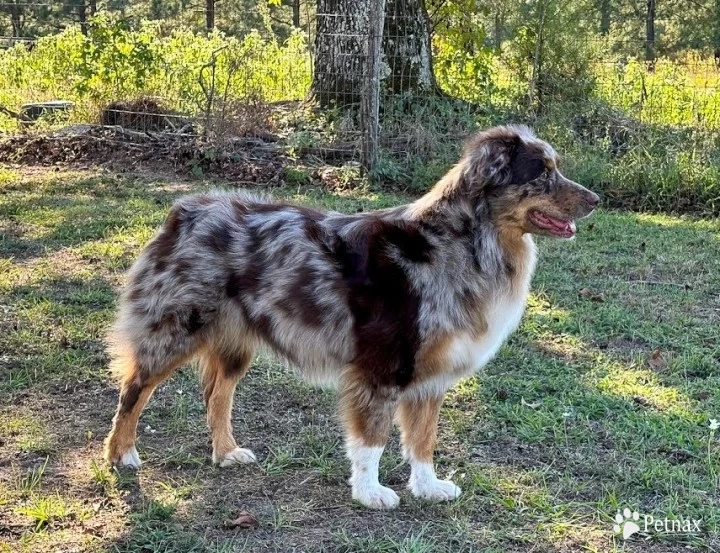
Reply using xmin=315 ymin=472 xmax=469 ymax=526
xmin=361 ymin=0 xmax=386 ymax=175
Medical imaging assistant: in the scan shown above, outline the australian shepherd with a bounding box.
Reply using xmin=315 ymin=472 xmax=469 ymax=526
xmin=104 ymin=125 xmax=599 ymax=509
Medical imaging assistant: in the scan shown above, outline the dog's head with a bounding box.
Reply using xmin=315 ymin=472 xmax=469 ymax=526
xmin=461 ymin=125 xmax=599 ymax=239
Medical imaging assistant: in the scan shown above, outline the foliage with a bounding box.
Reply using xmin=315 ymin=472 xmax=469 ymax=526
xmin=0 ymin=14 xmax=311 ymax=130
xmin=1 ymin=3 xmax=719 ymax=214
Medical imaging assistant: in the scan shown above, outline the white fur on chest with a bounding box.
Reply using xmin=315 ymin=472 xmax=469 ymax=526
xmin=448 ymin=291 xmax=527 ymax=374
xmin=407 ymin=290 xmax=528 ymax=400
xmin=406 ymin=236 xmax=536 ymax=400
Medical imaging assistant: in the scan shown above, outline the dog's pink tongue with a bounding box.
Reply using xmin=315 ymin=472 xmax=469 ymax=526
xmin=545 ymin=214 xmax=573 ymax=233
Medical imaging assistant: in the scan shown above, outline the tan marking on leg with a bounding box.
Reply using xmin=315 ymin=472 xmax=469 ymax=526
xmin=104 ymin=360 xmax=180 ymax=467
xmin=339 ymin=371 xmax=399 ymax=509
xmin=200 ymin=347 xmax=255 ymax=465
xmin=397 ymin=396 xmax=443 ymax=462
xmin=339 ymin=373 xmax=397 ymax=447
xmin=398 ymin=395 xmax=461 ymax=501
xmin=414 ymin=334 xmax=454 ymax=382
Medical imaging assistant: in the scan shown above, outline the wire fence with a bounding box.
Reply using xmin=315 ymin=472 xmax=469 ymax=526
xmin=1 ymin=1 xmax=719 ymax=178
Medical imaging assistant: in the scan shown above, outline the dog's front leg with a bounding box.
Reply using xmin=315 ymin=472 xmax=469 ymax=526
xmin=340 ymin=378 xmax=399 ymax=509
xmin=398 ymin=395 xmax=461 ymax=502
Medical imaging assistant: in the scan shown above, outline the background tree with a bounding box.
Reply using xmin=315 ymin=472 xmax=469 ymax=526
xmin=311 ymin=0 xmax=440 ymax=106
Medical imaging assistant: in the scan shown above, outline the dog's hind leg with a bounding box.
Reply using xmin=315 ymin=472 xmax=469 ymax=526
xmin=103 ymin=342 xmax=190 ymax=468
xmin=199 ymin=346 xmax=256 ymax=467
xmin=340 ymin=375 xmax=400 ymax=509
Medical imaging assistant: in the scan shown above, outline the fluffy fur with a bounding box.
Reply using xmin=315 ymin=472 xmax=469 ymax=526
xmin=103 ymin=125 xmax=599 ymax=509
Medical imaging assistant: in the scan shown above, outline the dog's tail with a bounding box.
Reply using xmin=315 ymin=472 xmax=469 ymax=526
xmin=106 ymin=316 xmax=141 ymax=386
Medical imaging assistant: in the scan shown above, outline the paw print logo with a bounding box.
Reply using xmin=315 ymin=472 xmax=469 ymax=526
xmin=613 ymin=508 xmax=640 ymax=539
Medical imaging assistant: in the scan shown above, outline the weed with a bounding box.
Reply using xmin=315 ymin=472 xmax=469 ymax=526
xmin=15 ymin=494 xmax=70 ymax=531
xmin=19 ymin=457 xmax=48 ymax=496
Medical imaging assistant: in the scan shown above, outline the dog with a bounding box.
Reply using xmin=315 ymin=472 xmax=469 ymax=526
xmin=103 ymin=125 xmax=599 ymax=509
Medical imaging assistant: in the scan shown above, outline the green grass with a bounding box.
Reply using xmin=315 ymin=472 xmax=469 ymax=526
xmin=0 ymin=166 xmax=719 ymax=551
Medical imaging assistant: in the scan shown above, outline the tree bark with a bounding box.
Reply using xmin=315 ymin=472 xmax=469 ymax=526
xmin=78 ymin=1 xmax=88 ymax=36
xmin=6 ymin=1 xmax=24 ymax=37
xmin=312 ymin=0 xmax=438 ymax=107
xmin=645 ymin=0 xmax=655 ymax=69
xmin=714 ymin=0 xmax=720 ymax=68
xmin=206 ymin=0 xmax=215 ymax=33
xmin=312 ymin=0 xmax=372 ymax=107
xmin=382 ymin=0 xmax=437 ymax=94
xmin=599 ymin=0 xmax=610 ymax=35
xmin=494 ymin=9 xmax=504 ymax=50
xmin=292 ymin=0 xmax=301 ymax=28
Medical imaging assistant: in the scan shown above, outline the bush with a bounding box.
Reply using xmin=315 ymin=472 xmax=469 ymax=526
xmin=0 ymin=14 xmax=310 ymax=131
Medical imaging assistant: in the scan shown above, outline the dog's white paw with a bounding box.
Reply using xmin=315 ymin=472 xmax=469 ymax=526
xmin=352 ymin=483 xmax=400 ymax=510
xmin=409 ymin=477 xmax=461 ymax=502
xmin=118 ymin=446 xmax=141 ymax=469
xmin=217 ymin=447 xmax=257 ymax=467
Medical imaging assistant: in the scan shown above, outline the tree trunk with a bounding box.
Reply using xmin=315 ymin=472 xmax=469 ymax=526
xmin=312 ymin=0 xmax=438 ymax=107
xmin=645 ymin=0 xmax=655 ymax=69
xmin=599 ymin=0 xmax=610 ymax=35
xmin=206 ymin=0 xmax=215 ymax=33
xmin=494 ymin=9 xmax=503 ymax=50
xmin=382 ymin=0 xmax=436 ymax=94
xmin=714 ymin=0 xmax=720 ymax=68
xmin=78 ymin=1 xmax=88 ymax=36
xmin=7 ymin=1 xmax=24 ymax=37
xmin=312 ymin=0 xmax=372 ymax=107
xmin=292 ymin=0 xmax=301 ymax=28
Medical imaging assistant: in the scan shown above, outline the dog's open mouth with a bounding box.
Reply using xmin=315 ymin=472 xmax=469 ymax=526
xmin=528 ymin=210 xmax=576 ymax=238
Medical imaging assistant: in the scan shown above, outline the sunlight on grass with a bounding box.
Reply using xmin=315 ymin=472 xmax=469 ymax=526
xmin=633 ymin=212 xmax=720 ymax=234
xmin=0 ymin=413 xmax=53 ymax=454
xmin=592 ymin=365 xmax=695 ymax=416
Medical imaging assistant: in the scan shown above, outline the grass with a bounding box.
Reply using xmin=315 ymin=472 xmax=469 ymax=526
xmin=0 ymin=164 xmax=719 ymax=551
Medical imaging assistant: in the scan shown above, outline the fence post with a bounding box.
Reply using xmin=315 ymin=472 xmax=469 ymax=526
xmin=361 ymin=0 xmax=386 ymax=175
xmin=206 ymin=0 xmax=215 ymax=33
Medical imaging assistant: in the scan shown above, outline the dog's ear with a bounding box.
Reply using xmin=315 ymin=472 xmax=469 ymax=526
xmin=461 ymin=128 xmax=521 ymax=191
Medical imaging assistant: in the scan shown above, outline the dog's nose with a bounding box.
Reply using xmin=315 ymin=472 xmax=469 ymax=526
xmin=586 ymin=192 xmax=600 ymax=208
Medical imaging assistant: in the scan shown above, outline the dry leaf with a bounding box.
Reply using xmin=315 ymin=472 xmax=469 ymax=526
xmin=224 ymin=511 xmax=259 ymax=529
xmin=578 ymin=288 xmax=605 ymax=302
xmin=633 ymin=396 xmax=650 ymax=407
xmin=647 ymin=348 xmax=667 ymax=371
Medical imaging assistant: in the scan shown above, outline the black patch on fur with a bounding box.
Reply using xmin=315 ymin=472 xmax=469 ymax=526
xmin=221 ymin=350 xmax=252 ymax=377
xmin=127 ymin=284 xmax=145 ymax=303
xmin=182 ymin=210 xmax=201 ymax=232
xmin=149 ymin=312 xmax=176 ymax=333
xmin=382 ymin=223 xmax=434 ymax=263
xmin=201 ymin=222 xmax=233 ymax=252
xmin=338 ymin=219 xmax=423 ymax=389
xmin=149 ymin=204 xmax=183 ymax=261
xmin=225 ymin=272 xmax=242 ymax=298
xmin=185 ymin=308 xmax=205 ymax=334
xmin=119 ymin=380 xmax=143 ymax=415
xmin=232 ymin=200 xmax=248 ymax=221
xmin=304 ymin=219 xmax=335 ymax=262
xmin=173 ymin=259 xmax=191 ymax=279
xmin=509 ymin=142 xmax=545 ymax=184
xmin=247 ymin=312 xmax=298 ymax=365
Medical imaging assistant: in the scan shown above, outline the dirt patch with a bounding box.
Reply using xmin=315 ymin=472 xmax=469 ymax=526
xmin=0 ymin=126 xmax=288 ymax=184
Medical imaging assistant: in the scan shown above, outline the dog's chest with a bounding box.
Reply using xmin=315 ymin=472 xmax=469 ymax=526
xmin=447 ymin=290 xmax=527 ymax=375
